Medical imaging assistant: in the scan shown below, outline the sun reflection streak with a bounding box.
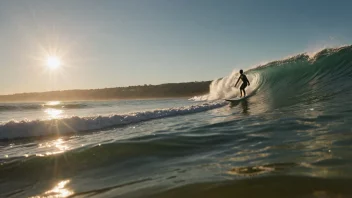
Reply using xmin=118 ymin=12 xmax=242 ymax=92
xmin=31 ymin=180 xmax=73 ymax=198
xmin=45 ymin=108 xmax=63 ymax=119
xmin=37 ymin=138 xmax=69 ymax=156
xmin=54 ymin=138 xmax=69 ymax=151
xmin=46 ymin=101 xmax=61 ymax=106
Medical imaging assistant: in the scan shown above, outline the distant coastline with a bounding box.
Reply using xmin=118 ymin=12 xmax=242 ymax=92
xmin=0 ymin=81 xmax=211 ymax=102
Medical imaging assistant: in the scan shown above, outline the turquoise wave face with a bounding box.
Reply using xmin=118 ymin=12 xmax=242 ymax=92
xmin=246 ymin=46 xmax=352 ymax=110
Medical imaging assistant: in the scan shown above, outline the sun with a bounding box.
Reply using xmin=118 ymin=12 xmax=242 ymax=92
xmin=46 ymin=56 xmax=61 ymax=69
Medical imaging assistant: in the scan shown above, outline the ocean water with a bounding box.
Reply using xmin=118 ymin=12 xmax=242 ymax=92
xmin=1 ymin=46 xmax=352 ymax=198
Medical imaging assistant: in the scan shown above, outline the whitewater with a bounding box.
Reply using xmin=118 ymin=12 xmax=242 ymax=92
xmin=1 ymin=46 xmax=352 ymax=198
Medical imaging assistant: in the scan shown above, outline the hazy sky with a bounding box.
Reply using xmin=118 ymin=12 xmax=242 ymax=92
xmin=0 ymin=0 xmax=351 ymax=94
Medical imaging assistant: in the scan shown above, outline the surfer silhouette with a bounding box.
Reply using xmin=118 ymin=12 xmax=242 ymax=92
xmin=235 ymin=69 xmax=250 ymax=97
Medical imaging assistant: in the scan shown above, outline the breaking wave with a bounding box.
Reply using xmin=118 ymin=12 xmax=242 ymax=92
xmin=0 ymin=102 xmax=226 ymax=140
xmin=193 ymin=45 xmax=352 ymax=108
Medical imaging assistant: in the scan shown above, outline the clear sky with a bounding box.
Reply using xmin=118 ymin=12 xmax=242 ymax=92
xmin=0 ymin=0 xmax=351 ymax=94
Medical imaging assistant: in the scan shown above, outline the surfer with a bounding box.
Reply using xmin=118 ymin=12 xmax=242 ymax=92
xmin=235 ymin=69 xmax=250 ymax=97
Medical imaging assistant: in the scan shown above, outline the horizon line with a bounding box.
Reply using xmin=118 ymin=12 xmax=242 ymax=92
xmin=0 ymin=80 xmax=213 ymax=96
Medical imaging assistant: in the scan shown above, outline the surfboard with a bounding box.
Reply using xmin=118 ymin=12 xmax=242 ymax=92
xmin=225 ymin=95 xmax=250 ymax=102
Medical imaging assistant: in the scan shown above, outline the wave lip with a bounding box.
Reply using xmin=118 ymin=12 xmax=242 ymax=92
xmin=0 ymin=102 xmax=226 ymax=140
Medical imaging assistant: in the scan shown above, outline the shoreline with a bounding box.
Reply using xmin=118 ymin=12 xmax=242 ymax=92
xmin=0 ymin=96 xmax=200 ymax=103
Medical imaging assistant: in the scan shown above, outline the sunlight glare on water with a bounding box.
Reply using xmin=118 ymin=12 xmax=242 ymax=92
xmin=54 ymin=138 xmax=69 ymax=151
xmin=36 ymin=138 xmax=70 ymax=156
xmin=46 ymin=101 xmax=61 ymax=106
xmin=31 ymin=180 xmax=73 ymax=198
xmin=45 ymin=108 xmax=63 ymax=119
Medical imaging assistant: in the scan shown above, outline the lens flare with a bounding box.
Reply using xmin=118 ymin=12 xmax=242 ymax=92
xmin=47 ymin=56 xmax=61 ymax=69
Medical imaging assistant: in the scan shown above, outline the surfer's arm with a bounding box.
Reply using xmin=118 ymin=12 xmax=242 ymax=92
xmin=235 ymin=77 xmax=240 ymax=87
xmin=247 ymin=79 xmax=250 ymax=86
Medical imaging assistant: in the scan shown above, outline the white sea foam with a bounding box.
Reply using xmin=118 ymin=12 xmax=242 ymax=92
xmin=191 ymin=71 xmax=261 ymax=101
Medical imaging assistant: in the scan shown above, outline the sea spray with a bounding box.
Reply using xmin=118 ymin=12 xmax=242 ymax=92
xmin=190 ymin=71 xmax=260 ymax=101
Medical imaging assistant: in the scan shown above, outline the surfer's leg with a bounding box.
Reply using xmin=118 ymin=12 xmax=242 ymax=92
xmin=240 ymin=84 xmax=246 ymax=97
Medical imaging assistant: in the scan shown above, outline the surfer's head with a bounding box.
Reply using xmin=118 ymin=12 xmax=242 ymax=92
xmin=240 ymin=69 xmax=243 ymax=74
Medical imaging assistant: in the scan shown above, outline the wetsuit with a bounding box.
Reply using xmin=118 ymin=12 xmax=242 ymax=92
xmin=240 ymin=74 xmax=249 ymax=90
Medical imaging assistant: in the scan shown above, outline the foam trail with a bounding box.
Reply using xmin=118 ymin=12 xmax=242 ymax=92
xmin=0 ymin=102 xmax=226 ymax=140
